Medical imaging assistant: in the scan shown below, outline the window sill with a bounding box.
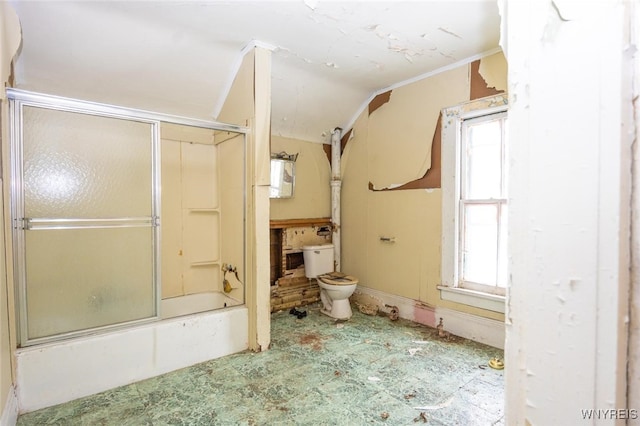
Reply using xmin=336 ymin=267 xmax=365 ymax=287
xmin=437 ymin=286 xmax=505 ymax=313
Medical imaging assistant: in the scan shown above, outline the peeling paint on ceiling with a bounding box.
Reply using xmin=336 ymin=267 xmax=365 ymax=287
xmin=9 ymin=1 xmax=500 ymax=144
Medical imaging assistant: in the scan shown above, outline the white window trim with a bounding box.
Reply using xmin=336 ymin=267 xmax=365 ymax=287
xmin=440 ymin=94 xmax=508 ymax=313
xmin=437 ymin=285 xmax=505 ymax=313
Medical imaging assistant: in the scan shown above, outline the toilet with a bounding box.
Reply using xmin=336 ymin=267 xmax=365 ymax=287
xmin=302 ymin=243 xmax=358 ymax=320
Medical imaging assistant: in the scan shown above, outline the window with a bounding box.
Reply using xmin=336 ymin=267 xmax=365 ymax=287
xmin=439 ymin=94 xmax=508 ymax=312
xmin=459 ymin=113 xmax=507 ymax=295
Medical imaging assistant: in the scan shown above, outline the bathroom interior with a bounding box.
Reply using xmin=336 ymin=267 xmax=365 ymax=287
xmin=0 ymin=1 xmax=507 ymax=420
xmin=2 ymin=1 xmax=637 ymax=425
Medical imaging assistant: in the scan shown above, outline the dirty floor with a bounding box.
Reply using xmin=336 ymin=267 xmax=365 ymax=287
xmin=17 ymin=304 xmax=505 ymax=425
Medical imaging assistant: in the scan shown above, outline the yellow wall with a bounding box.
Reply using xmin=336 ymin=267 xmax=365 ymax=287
xmin=270 ymin=136 xmax=331 ymax=221
xmin=1 ymin=2 xmax=22 ymax=412
xmin=0 ymin=119 xmax=12 ymax=413
xmin=218 ymin=47 xmax=272 ymax=351
xmin=479 ymin=53 xmax=507 ymax=93
xmin=369 ymin=66 xmax=469 ymax=189
xmin=342 ymin=52 xmax=506 ymax=321
xmin=160 ymin=123 xmax=223 ymax=299
xmin=217 ymin=131 xmax=246 ymax=302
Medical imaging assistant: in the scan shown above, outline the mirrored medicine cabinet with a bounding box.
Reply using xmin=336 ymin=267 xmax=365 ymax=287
xmin=270 ymin=153 xmax=297 ymax=198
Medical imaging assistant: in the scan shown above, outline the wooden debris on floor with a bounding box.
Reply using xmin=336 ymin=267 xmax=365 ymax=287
xmin=381 ymin=304 xmax=399 ymax=321
xmin=414 ymin=412 xmax=428 ymax=423
xmin=356 ymin=302 xmax=378 ymax=316
xmin=437 ymin=317 xmax=455 ymax=340
xmin=270 ymin=276 xmax=320 ymax=312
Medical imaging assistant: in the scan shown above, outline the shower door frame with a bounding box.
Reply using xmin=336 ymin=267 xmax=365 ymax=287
xmin=7 ymin=89 xmax=249 ymax=347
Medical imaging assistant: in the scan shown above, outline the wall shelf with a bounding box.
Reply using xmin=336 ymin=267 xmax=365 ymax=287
xmin=190 ymin=261 xmax=219 ymax=267
xmin=270 ymin=217 xmax=331 ymax=229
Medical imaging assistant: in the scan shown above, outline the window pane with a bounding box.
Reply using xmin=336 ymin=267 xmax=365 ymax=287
xmin=462 ymin=204 xmax=497 ymax=285
xmin=465 ymin=119 xmax=502 ymax=200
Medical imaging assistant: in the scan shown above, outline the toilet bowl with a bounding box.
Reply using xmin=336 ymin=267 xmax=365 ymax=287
xmin=317 ymin=272 xmax=358 ymax=320
xmin=302 ymin=244 xmax=358 ymax=320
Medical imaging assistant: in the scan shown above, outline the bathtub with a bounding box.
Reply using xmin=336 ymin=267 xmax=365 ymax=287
xmin=161 ymin=291 xmax=243 ymax=319
xmin=15 ymin=300 xmax=248 ymax=413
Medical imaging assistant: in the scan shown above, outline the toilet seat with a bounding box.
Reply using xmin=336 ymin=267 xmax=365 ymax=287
xmin=318 ymin=272 xmax=359 ymax=286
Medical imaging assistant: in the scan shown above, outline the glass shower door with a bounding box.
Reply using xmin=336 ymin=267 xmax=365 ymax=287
xmin=16 ymin=105 xmax=159 ymax=345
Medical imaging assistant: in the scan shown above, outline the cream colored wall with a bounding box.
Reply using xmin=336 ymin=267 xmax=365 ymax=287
xmin=218 ymin=47 xmax=271 ymax=351
xmin=217 ymin=54 xmax=254 ymax=129
xmin=217 ymin=132 xmax=245 ymax=302
xmin=1 ymin=3 xmax=20 ymax=90
xmin=341 ymin=109 xmax=369 ymax=286
xmin=369 ymin=66 xmax=468 ymax=189
xmin=0 ymin=108 xmax=13 ymax=413
xmin=160 ymin=123 xmax=222 ymax=299
xmin=0 ymin=179 xmax=10 ymax=409
xmin=342 ymin=53 xmax=506 ymax=321
xmin=479 ymin=52 xmax=507 ymax=93
xmin=251 ymin=48 xmax=272 ymax=351
xmin=1 ymin=3 xmax=21 ymax=412
xmin=270 ymin=136 xmax=331 ymax=221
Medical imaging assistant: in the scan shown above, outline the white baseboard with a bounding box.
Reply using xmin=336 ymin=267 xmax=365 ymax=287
xmin=352 ymin=286 xmax=504 ymax=349
xmin=1 ymin=385 xmax=18 ymax=426
xmin=435 ymin=306 xmax=505 ymax=349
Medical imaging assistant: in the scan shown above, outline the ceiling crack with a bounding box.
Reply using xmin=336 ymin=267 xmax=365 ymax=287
xmin=437 ymin=27 xmax=463 ymax=39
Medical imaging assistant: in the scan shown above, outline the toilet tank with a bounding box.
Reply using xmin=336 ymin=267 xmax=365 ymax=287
xmin=302 ymin=244 xmax=334 ymax=278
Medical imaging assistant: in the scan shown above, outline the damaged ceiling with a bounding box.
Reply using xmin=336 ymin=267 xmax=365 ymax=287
xmin=9 ymin=0 xmax=501 ymax=143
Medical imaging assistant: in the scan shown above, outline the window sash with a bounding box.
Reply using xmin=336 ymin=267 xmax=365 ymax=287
xmin=458 ymin=112 xmax=507 ymax=295
xmin=458 ymin=200 xmax=507 ymax=296
xmin=460 ymin=112 xmax=507 ymax=201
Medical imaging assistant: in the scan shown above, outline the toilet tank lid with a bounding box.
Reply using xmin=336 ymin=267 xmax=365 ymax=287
xmin=302 ymin=243 xmax=334 ymax=251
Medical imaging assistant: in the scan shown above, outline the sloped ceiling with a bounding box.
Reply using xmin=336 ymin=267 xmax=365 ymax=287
xmin=9 ymin=0 xmax=501 ymax=143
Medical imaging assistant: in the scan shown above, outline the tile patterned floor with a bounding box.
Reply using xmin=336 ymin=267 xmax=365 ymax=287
xmin=17 ymin=304 xmax=504 ymax=425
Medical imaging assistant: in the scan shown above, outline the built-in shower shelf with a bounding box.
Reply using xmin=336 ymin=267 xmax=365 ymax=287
xmin=190 ymin=260 xmax=219 ymax=267
xmin=188 ymin=208 xmax=219 ymax=213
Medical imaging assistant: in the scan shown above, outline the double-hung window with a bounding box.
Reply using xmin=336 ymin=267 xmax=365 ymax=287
xmin=439 ymin=94 xmax=508 ymax=312
xmin=459 ymin=112 xmax=507 ymax=295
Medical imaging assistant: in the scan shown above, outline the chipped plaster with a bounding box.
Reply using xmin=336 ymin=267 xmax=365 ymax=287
xmin=10 ymin=1 xmax=500 ymax=144
xmin=504 ymin=1 xmax=633 ymax=423
xmin=478 ymin=52 xmax=507 ymax=93
xmin=366 ymin=51 xmax=506 ymax=193
xmin=628 ymin=0 xmax=640 ymax=417
xmin=341 ymin=47 xmax=502 ymax=139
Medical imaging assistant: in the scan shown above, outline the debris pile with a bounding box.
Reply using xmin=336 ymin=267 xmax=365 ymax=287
xmin=356 ymin=302 xmax=378 ymax=316
xmin=271 ymin=276 xmax=320 ymax=312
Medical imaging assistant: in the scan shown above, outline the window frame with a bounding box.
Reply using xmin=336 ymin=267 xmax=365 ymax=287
xmin=458 ymin=112 xmax=508 ymax=296
xmin=438 ymin=94 xmax=508 ymax=313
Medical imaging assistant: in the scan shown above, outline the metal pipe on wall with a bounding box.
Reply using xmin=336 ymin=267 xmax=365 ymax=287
xmin=331 ymin=127 xmax=342 ymax=272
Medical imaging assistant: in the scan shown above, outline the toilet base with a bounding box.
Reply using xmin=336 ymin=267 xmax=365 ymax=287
xmin=320 ymin=298 xmax=352 ymax=320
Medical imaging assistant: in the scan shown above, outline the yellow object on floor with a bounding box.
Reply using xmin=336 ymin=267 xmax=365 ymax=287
xmin=489 ymin=357 xmax=505 ymax=370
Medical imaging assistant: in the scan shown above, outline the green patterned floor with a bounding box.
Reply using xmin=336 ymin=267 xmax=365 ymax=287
xmin=17 ymin=304 xmax=504 ymax=425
